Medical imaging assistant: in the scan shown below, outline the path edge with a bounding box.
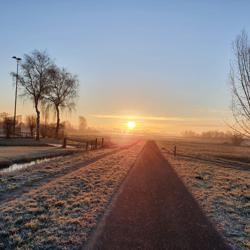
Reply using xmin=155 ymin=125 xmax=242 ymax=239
xmin=82 ymin=140 xmax=147 ymax=250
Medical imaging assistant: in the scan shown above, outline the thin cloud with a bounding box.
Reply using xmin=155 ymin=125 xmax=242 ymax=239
xmin=91 ymin=114 xmax=201 ymax=122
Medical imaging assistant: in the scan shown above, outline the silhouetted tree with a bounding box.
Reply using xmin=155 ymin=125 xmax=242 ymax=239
xmin=26 ymin=115 xmax=36 ymax=137
xmin=230 ymin=31 xmax=250 ymax=137
xmin=231 ymin=133 xmax=244 ymax=146
xmin=79 ymin=116 xmax=87 ymax=132
xmin=3 ymin=117 xmax=14 ymax=138
xmin=41 ymin=103 xmax=50 ymax=127
xmin=182 ymin=130 xmax=198 ymax=138
xmin=16 ymin=50 xmax=53 ymax=140
xmin=46 ymin=67 xmax=79 ymax=138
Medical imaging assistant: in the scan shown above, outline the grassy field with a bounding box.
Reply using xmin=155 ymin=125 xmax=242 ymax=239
xmin=0 ymin=135 xmax=121 ymax=169
xmin=0 ymin=141 xmax=144 ymax=249
xmin=1 ymin=136 xmax=249 ymax=249
xmin=159 ymin=138 xmax=250 ymax=168
xmin=0 ymin=146 xmax=80 ymax=169
xmin=158 ymin=139 xmax=250 ymax=250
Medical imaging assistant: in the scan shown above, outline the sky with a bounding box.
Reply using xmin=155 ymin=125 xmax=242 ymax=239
xmin=0 ymin=0 xmax=250 ymax=135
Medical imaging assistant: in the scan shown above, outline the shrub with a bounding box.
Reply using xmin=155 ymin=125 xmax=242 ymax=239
xmin=231 ymin=134 xmax=244 ymax=146
xmin=3 ymin=117 xmax=14 ymax=138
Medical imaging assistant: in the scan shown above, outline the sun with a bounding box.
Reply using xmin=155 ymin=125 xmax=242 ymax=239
xmin=127 ymin=121 xmax=136 ymax=129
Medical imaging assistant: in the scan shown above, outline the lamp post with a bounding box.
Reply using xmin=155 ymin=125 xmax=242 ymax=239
xmin=12 ymin=56 xmax=21 ymax=135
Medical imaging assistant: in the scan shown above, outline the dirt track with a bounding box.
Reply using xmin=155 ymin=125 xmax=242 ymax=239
xmin=88 ymin=141 xmax=230 ymax=250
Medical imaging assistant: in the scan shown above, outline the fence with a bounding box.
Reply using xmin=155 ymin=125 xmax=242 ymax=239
xmin=64 ymin=137 xmax=105 ymax=150
xmin=0 ymin=130 xmax=33 ymax=139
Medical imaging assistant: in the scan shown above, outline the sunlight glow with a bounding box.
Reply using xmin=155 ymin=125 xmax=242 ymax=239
xmin=127 ymin=121 xmax=136 ymax=129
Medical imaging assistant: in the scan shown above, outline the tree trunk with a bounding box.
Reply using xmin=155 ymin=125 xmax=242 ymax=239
xmin=35 ymin=105 xmax=40 ymax=141
xmin=30 ymin=127 xmax=33 ymax=137
xmin=55 ymin=105 xmax=60 ymax=138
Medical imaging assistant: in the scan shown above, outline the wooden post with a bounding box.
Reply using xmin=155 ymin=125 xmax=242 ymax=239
xmin=62 ymin=137 xmax=67 ymax=148
xmin=173 ymin=146 xmax=177 ymax=157
xmin=95 ymin=138 xmax=98 ymax=149
xmin=86 ymin=141 xmax=89 ymax=151
xmin=101 ymin=138 xmax=104 ymax=148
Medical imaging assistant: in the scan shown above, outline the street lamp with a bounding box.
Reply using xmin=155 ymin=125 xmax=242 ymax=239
xmin=12 ymin=56 xmax=21 ymax=135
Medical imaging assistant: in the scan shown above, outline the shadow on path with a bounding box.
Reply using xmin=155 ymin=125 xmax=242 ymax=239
xmin=87 ymin=141 xmax=230 ymax=250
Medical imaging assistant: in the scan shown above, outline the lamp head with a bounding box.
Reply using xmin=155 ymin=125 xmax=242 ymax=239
xmin=12 ymin=56 xmax=22 ymax=61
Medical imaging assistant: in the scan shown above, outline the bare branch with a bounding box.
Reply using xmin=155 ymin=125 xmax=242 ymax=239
xmin=230 ymin=30 xmax=250 ymax=136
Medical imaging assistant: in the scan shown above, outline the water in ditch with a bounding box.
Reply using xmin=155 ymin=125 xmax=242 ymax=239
xmin=0 ymin=156 xmax=63 ymax=174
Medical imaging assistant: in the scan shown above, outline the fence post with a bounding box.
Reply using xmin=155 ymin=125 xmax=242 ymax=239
xmin=95 ymin=138 xmax=98 ymax=149
xmin=86 ymin=141 xmax=88 ymax=151
xmin=62 ymin=137 xmax=67 ymax=148
xmin=173 ymin=146 xmax=177 ymax=157
xmin=101 ymin=138 xmax=104 ymax=148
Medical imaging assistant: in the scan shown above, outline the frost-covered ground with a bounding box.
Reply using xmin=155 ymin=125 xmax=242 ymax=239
xmin=0 ymin=141 xmax=144 ymax=249
xmin=0 ymin=146 xmax=54 ymax=158
xmin=0 ymin=147 xmax=117 ymax=199
xmin=158 ymin=140 xmax=250 ymax=250
xmin=0 ymin=146 xmax=80 ymax=169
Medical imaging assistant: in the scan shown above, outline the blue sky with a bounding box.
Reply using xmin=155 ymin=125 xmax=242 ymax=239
xmin=0 ymin=0 xmax=250 ymax=134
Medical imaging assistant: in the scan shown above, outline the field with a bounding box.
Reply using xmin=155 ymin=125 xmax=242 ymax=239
xmin=0 ymin=139 xmax=144 ymax=249
xmin=0 ymin=136 xmax=111 ymax=169
xmin=0 ymin=136 xmax=249 ymax=249
xmin=157 ymin=139 xmax=250 ymax=250
xmin=0 ymin=146 xmax=80 ymax=169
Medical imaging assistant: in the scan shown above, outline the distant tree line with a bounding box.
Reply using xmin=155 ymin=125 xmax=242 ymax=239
xmin=182 ymin=130 xmax=244 ymax=146
xmin=182 ymin=130 xmax=232 ymax=139
xmin=12 ymin=50 xmax=79 ymax=140
xmin=0 ymin=112 xmax=98 ymax=139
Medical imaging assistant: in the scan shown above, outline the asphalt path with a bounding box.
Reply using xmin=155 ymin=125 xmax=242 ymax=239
xmin=88 ymin=140 xmax=230 ymax=250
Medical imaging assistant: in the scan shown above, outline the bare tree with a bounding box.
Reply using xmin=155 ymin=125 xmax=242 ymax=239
xmin=230 ymin=31 xmax=250 ymax=137
xmin=46 ymin=67 xmax=79 ymax=138
xmin=16 ymin=50 xmax=53 ymax=140
xmin=231 ymin=133 xmax=244 ymax=146
xmin=26 ymin=115 xmax=36 ymax=137
xmin=79 ymin=116 xmax=87 ymax=132
xmin=3 ymin=117 xmax=14 ymax=138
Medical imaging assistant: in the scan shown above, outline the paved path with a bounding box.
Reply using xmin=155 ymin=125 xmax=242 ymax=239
xmin=88 ymin=141 xmax=230 ymax=250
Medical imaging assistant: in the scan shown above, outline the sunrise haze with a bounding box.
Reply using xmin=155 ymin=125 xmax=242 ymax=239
xmin=1 ymin=0 xmax=249 ymax=134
